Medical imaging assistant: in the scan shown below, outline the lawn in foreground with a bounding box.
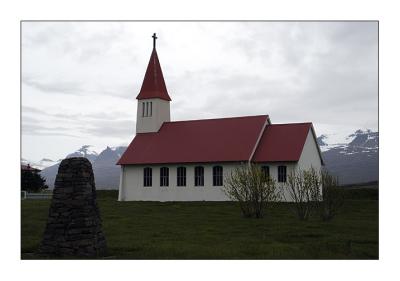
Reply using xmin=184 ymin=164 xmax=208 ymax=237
xmin=21 ymin=193 xmax=378 ymax=259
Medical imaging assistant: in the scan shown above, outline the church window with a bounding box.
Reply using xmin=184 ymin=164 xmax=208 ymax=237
xmin=194 ymin=166 xmax=204 ymax=186
xmin=177 ymin=167 xmax=186 ymax=186
xmin=142 ymin=102 xmax=145 ymax=117
xmin=213 ymin=166 xmax=223 ymax=186
xmin=146 ymin=102 xmax=149 ymax=116
xmin=143 ymin=167 xmax=152 ymax=187
xmin=149 ymin=102 xmax=152 ymax=116
xmin=278 ymin=166 xmax=287 ymax=182
xmin=160 ymin=167 xmax=169 ymax=186
xmin=261 ymin=166 xmax=270 ymax=179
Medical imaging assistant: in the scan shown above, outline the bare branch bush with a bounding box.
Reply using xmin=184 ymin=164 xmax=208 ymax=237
xmin=319 ymin=170 xmax=343 ymax=221
xmin=283 ymin=167 xmax=321 ymax=220
xmin=224 ymin=164 xmax=280 ymax=218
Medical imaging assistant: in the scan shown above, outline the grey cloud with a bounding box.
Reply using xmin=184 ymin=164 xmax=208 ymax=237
xmin=21 ymin=22 xmax=377 ymax=161
xmin=23 ymin=76 xmax=83 ymax=95
xmin=79 ymin=119 xmax=136 ymax=138
xmin=22 ymin=123 xmax=79 ymax=138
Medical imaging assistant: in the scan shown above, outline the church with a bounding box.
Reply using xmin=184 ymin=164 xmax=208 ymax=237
xmin=117 ymin=34 xmax=323 ymax=201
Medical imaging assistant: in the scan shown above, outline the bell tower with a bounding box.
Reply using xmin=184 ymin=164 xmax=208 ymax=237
xmin=136 ymin=33 xmax=171 ymax=134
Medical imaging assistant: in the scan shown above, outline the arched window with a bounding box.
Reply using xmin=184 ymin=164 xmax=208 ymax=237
xmin=177 ymin=167 xmax=186 ymax=186
xmin=213 ymin=166 xmax=223 ymax=186
xmin=261 ymin=166 xmax=270 ymax=179
xmin=160 ymin=167 xmax=169 ymax=187
xmin=194 ymin=166 xmax=204 ymax=186
xmin=278 ymin=165 xmax=287 ymax=182
xmin=143 ymin=167 xmax=152 ymax=187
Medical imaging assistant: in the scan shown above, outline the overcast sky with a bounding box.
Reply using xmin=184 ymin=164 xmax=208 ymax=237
xmin=21 ymin=21 xmax=378 ymax=162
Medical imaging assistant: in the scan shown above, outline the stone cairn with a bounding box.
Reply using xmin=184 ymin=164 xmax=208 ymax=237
xmin=38 ymin=157 xmax=107 ymax=258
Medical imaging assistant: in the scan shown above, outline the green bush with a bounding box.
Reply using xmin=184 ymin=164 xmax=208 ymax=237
xmin=319 ymin=171 xmax=344 ymax=221
xmin=224 ymin=164 xmax=280 ymax=218
xmin=283 ymin=167 xmax=321 ymax=220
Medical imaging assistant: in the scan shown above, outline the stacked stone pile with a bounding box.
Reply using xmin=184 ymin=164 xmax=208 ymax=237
xmin=38 ymin=157 xmax=107 ymax=257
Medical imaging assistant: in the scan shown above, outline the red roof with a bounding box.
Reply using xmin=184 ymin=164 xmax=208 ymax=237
xmin=136 ymin=49 xmax=171 ymax=101
xmin=117 ymin=115 xmax=268 ymax=165
xmin=252 ymin=123 xmax=312 ymax=162
xmin=117 ymin=116 xmax=321 ymax=165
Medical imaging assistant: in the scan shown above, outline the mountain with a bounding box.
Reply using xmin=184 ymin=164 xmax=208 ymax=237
xmin=318 ymin=129 xmax=378 ymax=185
xmin=37 ymin=129 xmax=378 ymax=189
xmin=65 ymin=145 xmax=98 ymax=162
xmin=40 ymin=145 xmax=119 ymax=190
xmin=90 ymin=146 xmax=126 ymax=189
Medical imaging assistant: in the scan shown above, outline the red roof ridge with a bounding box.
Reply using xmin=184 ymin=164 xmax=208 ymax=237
xmin=267 ymin=122 xmax=312 ymax=126
xmin=164 ymin=114 xmax=270 ymax=124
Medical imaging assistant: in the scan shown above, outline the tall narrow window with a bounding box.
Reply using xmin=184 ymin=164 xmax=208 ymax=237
xmin=142 ymin=102 xmax=145 ymax=117
xmin=194 ymin=166 xmax=204 ymax=186
xmin=149 ymin=102 xmax=152 ymax=116
xmin=160 ymin=167 xmax=169 ymax=187
xmin=145 ymin=102 xmax=149 ymax=117
xmin=261 ymin=166 xmax=270 ymax=179
xmin=278 ymin=166 xmax=287 ymax=182
xmin=213 ymin=166 xmax=223 ymax=186
xmin=143 ymin=167 xmax=152 ymax=187
xmin=177 ymin=167 xmax=186 ymax=186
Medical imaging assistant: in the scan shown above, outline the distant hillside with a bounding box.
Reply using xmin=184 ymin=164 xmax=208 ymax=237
xmin=36 ymin=129 xmax=378 ymax=189
xmin=318 ymin=129 xmax=378 ymax=185
xmin=40 ymin=145 xmax=126 ymax=190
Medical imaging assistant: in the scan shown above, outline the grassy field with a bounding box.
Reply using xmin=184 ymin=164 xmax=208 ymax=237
xmin=21 ymin=190 xmax=378 ymax=259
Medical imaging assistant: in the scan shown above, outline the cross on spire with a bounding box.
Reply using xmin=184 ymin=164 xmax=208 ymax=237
xmin=152 ymin=33 xmax=158 ymax=49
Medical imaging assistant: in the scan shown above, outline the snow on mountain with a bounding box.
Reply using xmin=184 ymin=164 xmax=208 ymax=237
xmin=319 ymin=129 xmax=378 ymax=185
xmin=21 ymin=157 xmax=59 ymax=170
xmin=317 ymin=129 xmax=378 ymax=153
xmin=36 ymin=129 xmax=379 ymax=189
xmin=66 ymin=145 xmax=98 ymax=163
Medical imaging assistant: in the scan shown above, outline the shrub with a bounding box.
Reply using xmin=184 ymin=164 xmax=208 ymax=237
xmin=224 ymin=164 xmax=280 ymax=218
xmin=283 ymin=167 xmax=321 ymax=220
xmin=319 ymin=170 xmax=343 ymax=221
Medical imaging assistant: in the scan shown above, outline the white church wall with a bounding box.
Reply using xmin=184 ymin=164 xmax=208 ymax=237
xmin=136 ymin=98 xmax=170 ymax=133
xmin=294 ymin=128 xmax=324 ymax=199
xmin=295 ymin=128 xmax=323 ymax=172
xmin=119 ymin=162 xmax=302 ymax=202
xmin=120 ymin=163 xmax=242 ymax=201
xmin=255 ymin=162 xmax=297 ymax=201
xmin=118 ymin=130 xmax=322 ymax=202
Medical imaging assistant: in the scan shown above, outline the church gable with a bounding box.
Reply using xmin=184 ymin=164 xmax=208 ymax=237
xmin=251 ymin=123 xmax=313 ymax=163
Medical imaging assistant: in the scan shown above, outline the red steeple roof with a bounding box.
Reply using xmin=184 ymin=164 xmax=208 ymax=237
xmin=136 ymin=47 xmax=171 ymax=101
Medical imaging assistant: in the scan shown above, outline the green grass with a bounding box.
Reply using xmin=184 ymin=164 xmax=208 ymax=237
xmin=21 ymin=190 xmax=378 ymax=259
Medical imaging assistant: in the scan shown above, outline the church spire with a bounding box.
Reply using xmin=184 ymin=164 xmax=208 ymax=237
xmin=136 ymin=33 xmax=171 ymax=101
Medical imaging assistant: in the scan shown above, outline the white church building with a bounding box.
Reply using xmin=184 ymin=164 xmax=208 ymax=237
xmin=117 ymin=34 xmax=323 ymax=202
